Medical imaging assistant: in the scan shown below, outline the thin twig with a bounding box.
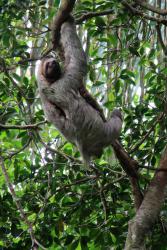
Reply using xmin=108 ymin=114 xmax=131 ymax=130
xmin=37 ymin=132 xmax=81 ymax=163
xmin=139 ymin=165 xmax=167 ymax=172
xmin=0 ymin=155 xmax=47 ymax=250
xmin=122 ymin=1 xmax=167 ymax=26
xmin=55 ymin=175 xmax=98 ymax=193
xmin=1 ymin=59 xmax=26 ymax=98
xmin=129 ymin=113 xmax=164 ymax=154
xmin=156 ymin=24 xmax=167 ymax=55
xmin=76 ymin=9 xmax=114 ymax=24
xmin=134 ymin=0 xmax=167 ymax=16
xmin=6 ymin=138 xmax=32 ymax=159
xmin=0 ymin=120 xmax=46 ymax=130
xmin=102 ymin=175 xmax=126 ymax=192
xmin=99 ymin=186 xmax=108 ymax=221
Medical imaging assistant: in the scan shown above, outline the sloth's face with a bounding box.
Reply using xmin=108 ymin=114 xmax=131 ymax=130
xmin=42 ymin=58 xmax=61 ymax=83
xmin=44 ymin=59 xmax=57 ymax=78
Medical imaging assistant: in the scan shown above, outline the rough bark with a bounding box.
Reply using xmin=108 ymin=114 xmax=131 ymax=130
xmin=124 ymin=147 xmax=167 ymax=250
xmin=112 ymin=140 xmax=143 ymax=210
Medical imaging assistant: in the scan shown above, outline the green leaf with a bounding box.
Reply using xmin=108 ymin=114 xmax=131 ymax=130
xmin=109 ymin=34 xmax=118 ymax=47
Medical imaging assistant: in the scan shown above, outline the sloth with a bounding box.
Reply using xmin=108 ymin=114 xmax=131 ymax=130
xmin=39 ymin=55 xmax=106 ymax=122
xmin=37 ymin=17 xmax=122 ymax=164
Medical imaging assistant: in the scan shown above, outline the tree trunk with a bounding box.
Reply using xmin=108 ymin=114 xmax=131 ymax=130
xmin=124 ymin=147 xmax=167 ymax=249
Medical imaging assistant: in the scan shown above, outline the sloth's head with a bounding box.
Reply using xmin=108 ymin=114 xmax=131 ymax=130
xmin=41 ymin=56 xmax=61 ymax=83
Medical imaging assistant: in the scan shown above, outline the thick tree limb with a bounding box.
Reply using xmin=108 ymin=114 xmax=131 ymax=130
xmin=112 ymin=140 xmax=143 ymax=210
xmin=52 ymin=0 xmax=76 ymax=48
xmin=112 ymin=140 xmax=138 ymax=178
xmin=124 ymin=147 xmax=167 ymax=250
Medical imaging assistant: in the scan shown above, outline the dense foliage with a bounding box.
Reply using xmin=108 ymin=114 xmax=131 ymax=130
xmin=0 ymin=0 xmax=167 ymax=249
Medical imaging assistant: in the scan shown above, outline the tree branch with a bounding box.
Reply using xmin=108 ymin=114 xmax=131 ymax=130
xmin=76 ymin=9 xmax=114 ymax=24
xmin=0 ymin=155 xmax=47 ymax=250
xmin=37 ymin=132 xmax=81 ymax=163
xmin=112 ymin=140 xmax=143 ymax=210
xmin=7 ymin=137 xmax=32 ymax=159
xmin=130 ymin=113 xmax=164 ymax=154
xmin=124 ymin=147 xmax=167 ymax=249
xmin=122 ymin=0 xmax=167 ymax=26
xmin=134 ymin=0 xmax=167 ymax=16
xmin=156 ymin=24 xmax=167 ymax=55
xmin=0 ymin=121 xmax=46 ymax=130
xmin=112 ymin=140 xmax=138 ymax=178
xmin=1 ymin=59 xmax=26 ymax=98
